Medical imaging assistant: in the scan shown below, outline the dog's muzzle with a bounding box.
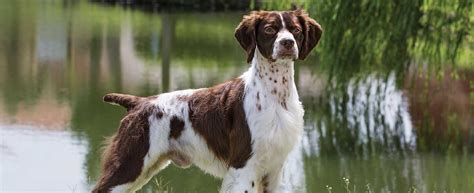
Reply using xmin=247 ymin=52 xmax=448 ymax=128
xmin=275 ymin=39 xmax=298 ymax=60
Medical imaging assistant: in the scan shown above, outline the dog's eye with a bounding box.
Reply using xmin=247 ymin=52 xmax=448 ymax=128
xmin=292 ymin=27 xmax=302 ymax=34
xmin=264 ymin=26 xmax=276 ymax=34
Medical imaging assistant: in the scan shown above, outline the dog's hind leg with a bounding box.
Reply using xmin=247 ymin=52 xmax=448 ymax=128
xmin=115 ymin=156 xmax=172 ymax=193
xmin=91 ymin=130 xmax=171 ymax=193
xmin=92 ymin=102 xmax=171 ymax=193
xmin=93 ymin=157 xmax=171 ymax=193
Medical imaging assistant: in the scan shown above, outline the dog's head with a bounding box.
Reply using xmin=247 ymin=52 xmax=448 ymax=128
xmin=235 ymin=10 xmax=322 ymax=63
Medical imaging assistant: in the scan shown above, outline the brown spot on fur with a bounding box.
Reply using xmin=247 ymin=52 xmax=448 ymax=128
xmin=262 ymin=175 xmax=269 ymax=193
xmin=256 ymin=104 xmax=262 ymax=111
xmin=257 ymin=92 xmax=260 ymax=100
xmin=156 ymin=110 xmax=164 ymax=119
xmin=187 ymin=78 xmax=252 ymax=168
xmin=252 ymin=181 xmax=255 ymax=187
xmin=93 ymin=99 xmax=155 ymax=193
xmin=169 ymin=116 xmax=185 ymax=139
xmin=281 ymin=101 xmax=288 ymax=110
xmin=271 ymin=88 xmax=277 ymax=94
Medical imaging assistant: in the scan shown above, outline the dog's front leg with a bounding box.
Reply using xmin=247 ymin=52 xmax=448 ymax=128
xmin=220 ymin=165 xmax=258 ymax=193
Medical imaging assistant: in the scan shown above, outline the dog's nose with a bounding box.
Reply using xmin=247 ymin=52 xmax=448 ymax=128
xmin=280 ymin=39 xmax=294 ymax=49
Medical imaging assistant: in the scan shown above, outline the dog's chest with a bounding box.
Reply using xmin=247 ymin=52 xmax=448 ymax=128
xmin=242 ymin=68 xmax=304 ymax=168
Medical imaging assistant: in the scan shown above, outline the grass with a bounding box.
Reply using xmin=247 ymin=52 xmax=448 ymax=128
xmin=152 ymin=178 xmax=173 ymax=193
xmin=324 ymin=177 xmax=464 ymax=193
xmin=150 ymin=176 xmax=465 ymax=193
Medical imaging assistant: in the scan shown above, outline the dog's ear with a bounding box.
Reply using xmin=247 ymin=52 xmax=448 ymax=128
xmin=103 ymin=93 xmax=144 ymax=111
xmin=295 ymin=9 xmax=323 ymax=60
xmin=235 ymin=11 xmax=262 ymax=63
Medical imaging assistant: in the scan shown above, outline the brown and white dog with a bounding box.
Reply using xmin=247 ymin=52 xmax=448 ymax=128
xmin=92 ymin=10 xmax=322 ymax=193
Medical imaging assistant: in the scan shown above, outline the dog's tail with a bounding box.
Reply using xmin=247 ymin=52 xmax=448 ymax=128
xmin=103 ymin=93 xmax=144 ymax=110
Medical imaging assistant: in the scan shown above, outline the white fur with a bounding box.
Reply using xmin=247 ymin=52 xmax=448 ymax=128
xmin=279 ymin=13 xmax=286 ymax=28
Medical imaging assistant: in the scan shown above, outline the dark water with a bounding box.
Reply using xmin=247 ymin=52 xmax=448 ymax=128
xmin=1 ymin=1 xmax=473 ymax=193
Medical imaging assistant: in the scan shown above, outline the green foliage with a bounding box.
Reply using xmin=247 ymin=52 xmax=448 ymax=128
xmin=263 ymin=0 xmax=472 ymax=77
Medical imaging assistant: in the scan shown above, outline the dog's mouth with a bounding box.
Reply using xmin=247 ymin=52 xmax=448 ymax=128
xmin=274 ymin=50 xmax=297 ymax=60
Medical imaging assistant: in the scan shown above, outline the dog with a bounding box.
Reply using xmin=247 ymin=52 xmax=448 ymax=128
xmin=92 ymin=10 xmax=322 ymax=193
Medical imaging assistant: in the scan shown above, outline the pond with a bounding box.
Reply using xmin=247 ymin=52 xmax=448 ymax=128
xmin=0 ymin=1 xmax=473 ymax=193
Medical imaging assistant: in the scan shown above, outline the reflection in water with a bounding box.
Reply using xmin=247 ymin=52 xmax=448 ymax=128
xmin=1 ymin=125 xmax=89 ymax=192
xmin=119 ymin=17 xmax=163 ymax=92
xmin=345 ymin=72 xmax=414 ymax=147
xmin=0 ymin=0 xmax=472 ymax=192
xmin=309 ymin=72 xmax=416 ymax=156
xmin=303 ymin=154 xmax=474 ymax=193
xmin=406 ymin=66 xmax=474 ymax=152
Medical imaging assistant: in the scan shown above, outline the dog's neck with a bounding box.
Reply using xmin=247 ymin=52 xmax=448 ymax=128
xmin=246 ymin=48 xmax=296 ymax=109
